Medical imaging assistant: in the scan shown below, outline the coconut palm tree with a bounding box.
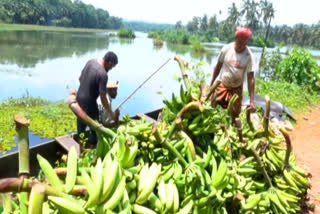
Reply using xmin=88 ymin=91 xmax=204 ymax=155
xmin=258 ymin=0 xmax=275 ymax=69
xmin=227 ymin=3 xmax=241 ymax=26
xmin=240 ymin=0 xmax=260 ymax=31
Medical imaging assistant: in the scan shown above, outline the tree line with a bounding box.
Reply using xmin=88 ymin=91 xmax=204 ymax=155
xmin=175 ymin=0 xmax=320 ymax=48
xmin=0 ymin=0 xmax=123 ymax=29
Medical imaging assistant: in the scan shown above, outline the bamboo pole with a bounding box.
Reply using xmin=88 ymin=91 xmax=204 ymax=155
xmin=174 ymin=56 xmax=190 ymax=90
xmin=68 ymin=89 xmax=116 ymax=139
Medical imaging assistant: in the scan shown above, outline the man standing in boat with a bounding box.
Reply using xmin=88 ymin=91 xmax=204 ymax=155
xmin=210 ymin=26 xmax=256 ymax=118
xmin=76 ymin=51 xmax=119 ymax=147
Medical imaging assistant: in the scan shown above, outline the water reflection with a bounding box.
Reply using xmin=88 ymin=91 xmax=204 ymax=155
xmin=0 ymin=30 xmax=219 ymax=116
xmin=0 ymin=31 xmax=110 ymax=68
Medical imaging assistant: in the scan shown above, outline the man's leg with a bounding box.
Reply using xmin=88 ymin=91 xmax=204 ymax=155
xmin=88 ymin=112 xmax=99 ymax=147
xmin=77 ymin=118 xmax=86 ymax=137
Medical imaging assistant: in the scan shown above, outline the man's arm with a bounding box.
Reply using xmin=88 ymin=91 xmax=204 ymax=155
xmin=210 ymin=61 xmax=223 ymax=86
xmin=247 ymin=72 xmax=256 ymax=111
xmin=100 ymin=93 xmax=116 ymax=119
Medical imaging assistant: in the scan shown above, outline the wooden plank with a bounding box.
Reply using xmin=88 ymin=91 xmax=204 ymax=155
xmin=136 ymin=113 xmax=157 ymax=123
xmin=55 ymin=135 xmax=80 ymax=157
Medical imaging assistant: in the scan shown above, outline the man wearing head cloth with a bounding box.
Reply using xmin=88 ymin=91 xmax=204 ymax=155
xmin=210 ymin=26 xmax=256 ymax=119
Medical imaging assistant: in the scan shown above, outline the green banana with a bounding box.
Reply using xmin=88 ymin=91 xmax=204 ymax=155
xmin=65 ymin=146 xmax=78 ymax=193
xmin=132 ymin=204 xmax=157 ymax=214
xmin=103 ymin=176 xmax=126 ymax=211
xmin=48 ymin=196 xmax=85 ymax=214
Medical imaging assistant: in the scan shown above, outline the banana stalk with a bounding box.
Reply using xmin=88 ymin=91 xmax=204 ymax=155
xmin=280 ymin=128 xmax=292 ymax=168
xmin=0 ymin=177 xmax=87 ymax=197
xmin=152 ymin=124 xmax=188 ymax=167
xmin=227 ymin=94 xmax=239 ymax=121
xmin=235 ymin=118 xmax=243 ymax=143
xmin=205 ymin=80 xmax=221 ymax=101
xmin=174 ymin=55 xmax=190 ymax=90
xmin=14 ymin=114 xmax=30 ymax=176
xmin=250 ymin=148 xmax=273 ymax=188
xmin=15 ymin=114 xmax=30 ymax=214
xmin=0 ymin=193 xmax=12 ymax=213
xmin=199 ymin=81 xmax=207 ymax=103
xmin=263 ymin=95 xmax=271 ymax=137
xmin=246 ymin=107 xmax=254 ymax=131
xmin=28 ymin=184 xmax=45 ymax=214
xmin=68 ymin=89 xmax=116 ymax=139
xmin=178 ymin=131 xmax=196 ymax=161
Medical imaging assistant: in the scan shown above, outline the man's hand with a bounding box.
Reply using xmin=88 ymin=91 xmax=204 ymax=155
xmin=249 ymin=101 xmax=256 ymax=112
xmin=112 ymin=109 xmax=120 ymax=124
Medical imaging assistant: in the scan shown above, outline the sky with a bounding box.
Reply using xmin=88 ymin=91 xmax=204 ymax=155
xmin=80 ymin=0 xmax=319 ymax=26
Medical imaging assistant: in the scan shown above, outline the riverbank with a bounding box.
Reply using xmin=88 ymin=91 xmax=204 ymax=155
xmin=0 ymin=23 xmax=115 ymax=33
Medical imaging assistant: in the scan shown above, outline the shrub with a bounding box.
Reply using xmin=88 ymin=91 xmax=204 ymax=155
xmin=117 ymin=28 xmax=135 ymax=38
xmin=276 ymin=48 xmax=320 ymax=90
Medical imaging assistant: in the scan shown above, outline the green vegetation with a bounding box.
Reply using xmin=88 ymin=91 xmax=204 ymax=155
xmin=257 ymin=47 xmax=320 ymax=112
xmin=191 ymin=41 xmax=206 ymax=53
xmin=0 ymin=0 xmax=122 ymax=29
xmin=153 ymin=37 xmax=164 ymax=47
xmin=124 ymin=21 xmax=174 ymax=32
xmin=117 ymin=28 xmax=136 ymax=38
xmin=0 ymin=96 xmax=76 ymax=152
xmin=255 ymin=78 xmax=320 ymax=112
xmin=144 ymin=0 xmax=320 ymax=49
xmin=276 ymin=48 xmax=320 ymax=90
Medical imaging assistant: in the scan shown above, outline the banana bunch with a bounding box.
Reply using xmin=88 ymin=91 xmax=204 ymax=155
xmin=157 ymin=179 xmax=180 ymax=213
xmin=163 ymin=85 xmax=192 ymax=115
xmin=96 ymin=133 xmax=112 ymax=158
xmin=160 ymin=161 xmax=183 ymax=182
xmin=115 ymin=133 xmax=139 ymax=168
xmin=136 ymin=163 xmax=162 ymax=205
xmin=186 ymin=110 xmax=226 ymax=136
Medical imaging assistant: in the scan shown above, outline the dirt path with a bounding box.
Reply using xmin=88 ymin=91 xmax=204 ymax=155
xmin=290 ymin=105 xmax=320 ymax=214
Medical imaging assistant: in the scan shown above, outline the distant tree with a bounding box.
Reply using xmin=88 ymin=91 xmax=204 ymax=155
xmin=258 ymin=0 xmax=275 ymax=68
xmin=187 ymin=16 xmax=200 ymax=33
xmin=208 ymin=15 xmax=219 ymax=32
xmin=226 ymin=3 xmax=241 ymax=26
xmin=240 ymin=0 xmax=260 ymax=31
xmin=200 ymin=14 xmax=208 ymax=32
xmin=175 ymin=20 xmax=183 ymax=29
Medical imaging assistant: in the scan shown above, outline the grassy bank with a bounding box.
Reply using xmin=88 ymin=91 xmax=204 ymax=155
xmin=0 ymin=96 xmax=76 ymax=152
xmin=255 ymin=78 xmax=320 ymax=113
xmin=0 ymin=23 xmax=115 ymax=33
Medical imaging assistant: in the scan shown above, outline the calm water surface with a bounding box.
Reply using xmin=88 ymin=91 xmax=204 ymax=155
xmin=1 ymin=31 xmax=319 ymax=117
xmin=0 ymin=31 xmax=219 ymax=116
